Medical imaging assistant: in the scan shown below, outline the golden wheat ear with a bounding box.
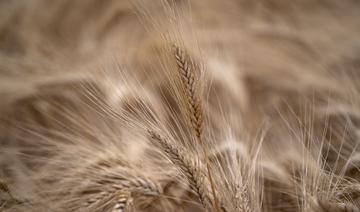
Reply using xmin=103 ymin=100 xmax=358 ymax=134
xmin=173 ymin=45 xmax=204 ymax=141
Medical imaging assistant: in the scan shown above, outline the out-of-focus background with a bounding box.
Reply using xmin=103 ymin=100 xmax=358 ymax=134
xmin=1 ymin=1 xmax=360 ymax=211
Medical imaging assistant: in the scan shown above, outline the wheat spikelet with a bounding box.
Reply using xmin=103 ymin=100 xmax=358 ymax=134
xmin=112 ymin=191 xmax=133 ymax=212
xmin=81 ymin=189 xmax=133 ymax=212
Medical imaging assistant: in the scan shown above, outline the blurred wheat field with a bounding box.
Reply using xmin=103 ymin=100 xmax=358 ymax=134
xmin=1 ymin=0 xmax=360 ymax=211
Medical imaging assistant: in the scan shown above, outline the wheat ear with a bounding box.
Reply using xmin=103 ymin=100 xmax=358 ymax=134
xmin=148 ymin=130 xmax=211 ymax=210
xmin=74 ymin=164 xmax=160 ymax=212
xmin=82 ymin=189 xmax=133 ymax=212
xmin=173 ymin=45 xmax=204 ymax=140
xmin=173 ymin=45 xmax=221 ymax=211
xmin=91 ymin=172 xmax=161 ymax=197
